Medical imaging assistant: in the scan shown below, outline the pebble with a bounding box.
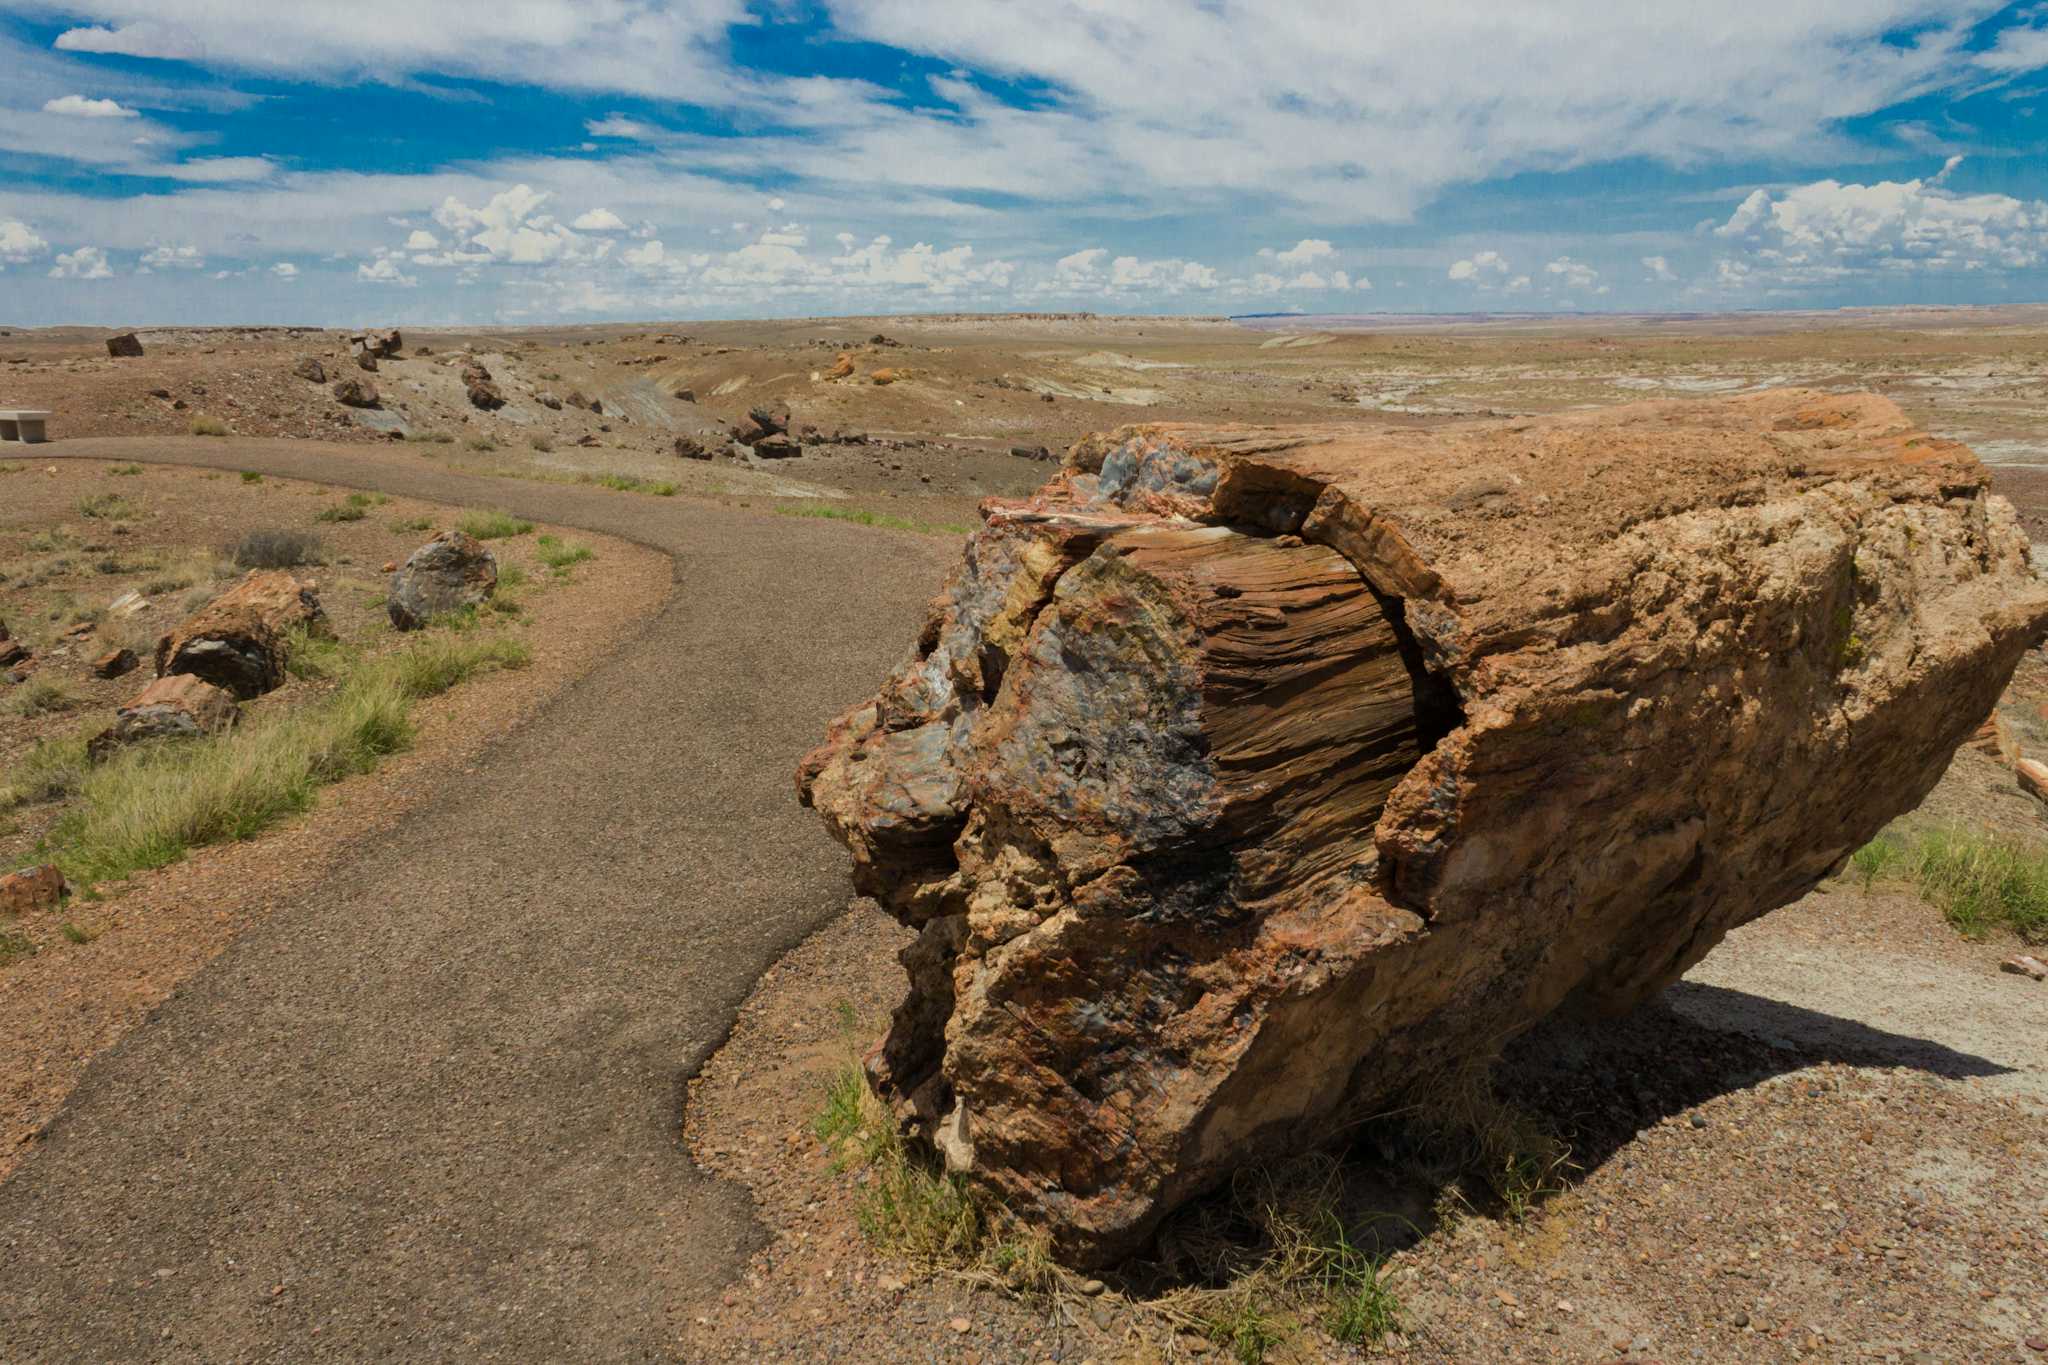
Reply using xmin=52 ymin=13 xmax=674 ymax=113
xmin=948 ymin=1316 xmax=970 ymax=1334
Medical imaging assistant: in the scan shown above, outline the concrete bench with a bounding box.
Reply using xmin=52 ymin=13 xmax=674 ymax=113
xmin=0 ymin=409 xmax=51 ymax=443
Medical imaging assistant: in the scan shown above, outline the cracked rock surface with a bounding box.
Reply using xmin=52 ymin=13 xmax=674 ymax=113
xmin=799 ymin=389 xmax=2048 ymax=1267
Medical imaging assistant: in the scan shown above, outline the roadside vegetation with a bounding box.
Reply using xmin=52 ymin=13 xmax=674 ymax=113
xmin=457 ymin=509 xmax=534 ymax=540
xmin=9 ymin=627 xmax=529 ymax=889
xmin=775 ymin=504 xmax=972 ymax=536
xmin=1850 ymin=826 xmax=2048 ymax=941
xmin=809 ymin=1014 xmax=1567 ymax=1362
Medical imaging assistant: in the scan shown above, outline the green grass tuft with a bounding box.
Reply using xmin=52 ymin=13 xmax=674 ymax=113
xmin=189 ymin=415 xmax=231 ymax=437
xmin=239 ymin=470 xmax=263 ymax=484
xmin=8 ymin=678 xmax=80 ymax=717
xmin=774 ymin=504 xmax=972 ymax=536
xmin=456 ymin=509 xmax=534 ymax=540
xmin=77 ymin=492 xmax=138 ymax=521
xmin=46 ymin=631 xmax=530 ymax=886
xmin=578 ymin=472 xmax=678 ymax=496
xmin=108 ymin=463 xmax=144 ymax=476
xmin=535 ymin=534 xmax=594 ymax=573
xmin=0 ymin=732 xmax=92 ymax=810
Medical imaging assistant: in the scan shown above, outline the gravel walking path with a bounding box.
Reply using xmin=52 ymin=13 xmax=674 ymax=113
xmin=0 ymin=436 xmax=957 ymax=1361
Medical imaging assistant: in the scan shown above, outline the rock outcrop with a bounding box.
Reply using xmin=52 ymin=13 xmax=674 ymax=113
xmin=155 ymin=570 xmax=328 ymax=698
xmin=388 ymin=531 xmax=497 ymax=630
xmin=292 ymin=356 xmax=326 ymax=384
xmin=88 ymin=674 xmax=240 ymax=761
xmin=0 ymin=865 xmax=65 ymax=915
xmin=104 ymin=332 xmax=144 ymax=358
xmin=799 ymin=390 xmax=2048 ymax=1267
xmin=332 ymin=377 xmax=379 ymax=409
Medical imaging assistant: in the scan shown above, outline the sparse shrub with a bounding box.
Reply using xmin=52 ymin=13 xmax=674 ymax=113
xmin=109 ymin=463 xmax=144 ymax=476
xmin=28 ymin=528 xmax=79 ymax=554
xmin=390 ymin=516 xmax=432 ymax=533
xmin=528 ymin=433 xmax=555 ymax=453
xmin=464 ymin=434 xmax=499 ymax=452
xmin=456 ymin=509 xmax=533 ymax=540
xmin=578 ymin=472 xmax=677 ymax=496
xmin=0 ymin=732 xmax=91 ymax=810
xmin=776 ymin=504 xmax=972 ymax=535
xmin=315 ymin=499 xmax=367 ymax=523
xmin=59 ymin=921 xmax=98 ymax=945
xmin=230 ymin=528 xmax=325 ymax=569
xmin=239 ymin=471 xmax=263 ymax=484
xmin=536 ymin=535 xmax=594 ymax=573
xmin=189 ymin=415 xmax=231 ymax=437
xmin=8 ymin=679 xmax=80 ymax=717
xmin=0 ymin=929 xmax=34 ymax=968
xmin=1907 ymin=827 xmax=2048 ymax=941
xmin=390 ymin=633 xmax=529 ymax=697
xmin=0 ymin=462 xmax=24 ymax=476
xmin=77 ymin=492 xmax=138 ymax=520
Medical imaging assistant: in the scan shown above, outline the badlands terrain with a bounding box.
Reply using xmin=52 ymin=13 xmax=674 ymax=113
xmin=1 ymin=307 xmax=2046 ymax=1362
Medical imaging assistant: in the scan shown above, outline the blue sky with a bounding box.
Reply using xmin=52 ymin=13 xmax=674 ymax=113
xmin=2 ymin=1 xmax=2047 ymax=325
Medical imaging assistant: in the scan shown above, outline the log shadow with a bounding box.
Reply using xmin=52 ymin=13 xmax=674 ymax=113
xmin=1124 ymin=984 xmax=2009 ymax=1295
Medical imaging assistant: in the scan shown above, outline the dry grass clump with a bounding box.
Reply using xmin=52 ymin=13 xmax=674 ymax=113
xmin=188 ymin=415 xmax=231 ymax=437
xmin=230 ymin=528 xmax=325 ymax=569
xmin=456 ymin=509 xmax=533 ymax=540
xmin=1850 ymin=826 xmax=2048 ymax=941
xmin=7 ymin=678 xmax=81 ymax=718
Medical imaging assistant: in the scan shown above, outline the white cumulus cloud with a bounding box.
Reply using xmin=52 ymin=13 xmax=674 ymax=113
xmin=1714 ymin=163 xmax=2048 ymax=278
xmin=571 ymin=207 xmax=628 ymax=232
xmin=140 ymin=243 xmax=204 ymax=271
xmin=49 ymin=245 xmax=114 ymax=280
xmin=42 ymin=94 xmax=140 ymax=118
xmin=1642 ymin=255 xmax=1676 ymax=281
xmin=1544 ymin=256 xmax=1600 ymax=289
xmin=1263 ymin=238 xmax=1336 ymax=267
xmin=1448 ymin=250 xmax=1510 ymax=282
xmin=357 ymin=256 xmax=418 ymax=286
xmin=271 ymin=261 xmax=299 ymax=279
xmin=0 ymin=219 xmax=50 ymax=264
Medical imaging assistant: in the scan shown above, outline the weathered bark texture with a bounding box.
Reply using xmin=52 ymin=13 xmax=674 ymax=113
xmin=156 ymin=570 xmax=328 ymax=698
xmin=798 ymin=390 xmax=2048 ymax=1267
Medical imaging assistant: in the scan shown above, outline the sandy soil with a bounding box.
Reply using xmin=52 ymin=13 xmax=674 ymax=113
xmin=0 ymin=458 xmax=670 ymax=1180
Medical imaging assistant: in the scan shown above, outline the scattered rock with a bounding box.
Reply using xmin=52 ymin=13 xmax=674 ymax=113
xmin=753 ymin=433 xmax=802 ymax=459
xmin=148 ymin=387 xmax=172 ymax=400
xmin=2018 ymin=758 xmax=2048 ymax=804
xmin=332 ymin=377 xmax=380 ymax=409
xmin=673 ymin=435 xmax=713 ymax=460
xmin=826 ymin=353 xmax=855 ymax=380
xmin=461 ymin=362 xmax=493 ymax=387
xmin=355 ymin=350 xmax=379 ymax=373
xmin=871 ymin=333 xmax=902 ymax=347
xmin=104 ymin=332 xmax=144 ymax=358
xmin=353 ymin=328 xmax=402 ymax=358
xmin=92 ymin=648 xmax=139 ymax=679
xmin=1010 ymin=444 xmax=1055 ymax=461
xmin=107 ymin=590 xmax=148 ymax=618
xmin=388 ymin=531 xmax=498 ymax=630
xmin=565 ymin=391 xmax=601 ymax=413
xmin=466 ymin=381 xmax=506 ymax=411
xmin=156 ymin=570 xmax=329 ymax=698
xmin=0 ymin=865 xmax=66 ymax=915
xmin=673 ymin=386 xmax=695 ymax=402
xmin=88 ymin=673 xmax=240 ymax=761
xmin=535 ymin=391 xmax=564 ymax=410
xmin=869 ymin=368 xmax=902 ymax=385
xmin=798 ymin=390 xmax=2048 ymax=1267
xmin=2002 ymin=955 xmax=2048 ymax=981
xmin=291 ymin=356 xmax=327 ymax=384
xmin=0 ymin=640 xmax=29 ymax=669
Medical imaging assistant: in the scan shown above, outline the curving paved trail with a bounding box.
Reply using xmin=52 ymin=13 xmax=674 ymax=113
xmin=0 ymin=437 xmax=959 ymax=1361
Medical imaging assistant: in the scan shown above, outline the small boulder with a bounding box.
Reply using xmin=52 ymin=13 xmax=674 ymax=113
xmin=461 ymin=362 xmax=493 ymax=387
xmin=673 ymin=435 xmax=713 ymax=460
xmin=0 ymin=639 xmax=29 ymax=669
xmin=2019 ymin=758 xmax=2048 ymax=804
xmin=292 ymin=356 xmax=327 ymax=384
xmin=466 ymin=381 xmax=506 ymax=411
xmin=105 ymin=332 xmax=144 ymax=358
xmin=388 ymin=531 xmax=498 ymax=630
xmin=748 ymin=403 xmax=791 ymax=435
xmin=356 ymin=350 xmax=379 ymax=373
xmin=156 ymin=570 xmax=328 ymax=698
xmin=332 ymin=377 xmax=380 ymax=408
xmin=870 ymin=333 xmax=901 ymax=347
xmin=870 ymin=367 xmax=902 ymax=385
xmin=673 ymin=386 xmax=695 ymax=403
xmin=2001 ymin=954 xmax=2048 ymax=981
xmin=535 ymin=391 xmax=564 ymax=411
xmin=826 ymin=354 xmax=855 ymax=381
xmin=92 ymin=648 xmax=139 ymax=679
xmin=0 ymin=864 xmax=66 ymax=915
xmin=365 ymin=328 xmax=402 ymax=357
xmin=753 ymin=433 xmax=803 ymax=459
xmin=88 ymin=674 xmax=239 ymax=762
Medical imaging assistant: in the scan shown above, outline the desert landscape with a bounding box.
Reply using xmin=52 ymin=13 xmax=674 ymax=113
xmin=1 ymin=309 xmax=2045 ymax=1362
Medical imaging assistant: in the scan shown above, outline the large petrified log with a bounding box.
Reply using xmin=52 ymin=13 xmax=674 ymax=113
xmin=798 ymin=390 xmax=2048 ymax=1267
xmin=155 ymin=569 xmax=328 ymax=698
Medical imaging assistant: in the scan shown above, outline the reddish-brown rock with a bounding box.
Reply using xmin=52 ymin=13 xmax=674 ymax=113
xmin=88 ymin=673 xmax=241 ymax=761
xmin=92 ymin=648 xmax=138 ymax=679
xmin=799 ymin=390 xmax=2048 ymax=1267
xmin=155 ymin=570 xmax=328 ymax=698
xmin=332 ymin=377 xmax=379 ymax=409
xmin=104 ymin=332 xmax=143 ymax=358
xmin=0 ymin=864 xmax=66 ymax=915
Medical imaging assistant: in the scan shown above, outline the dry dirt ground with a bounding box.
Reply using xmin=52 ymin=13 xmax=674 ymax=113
xmin=1 ymin=311 xmax=2046 ymax=1361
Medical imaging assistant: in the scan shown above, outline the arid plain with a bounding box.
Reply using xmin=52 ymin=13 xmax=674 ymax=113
xmin=2 ymin=308 xmax=2046 ymax=1362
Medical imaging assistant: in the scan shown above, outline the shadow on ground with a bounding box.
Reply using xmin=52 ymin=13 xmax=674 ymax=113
xmin=1114 ymin=983 xmax=2008 ymax=1296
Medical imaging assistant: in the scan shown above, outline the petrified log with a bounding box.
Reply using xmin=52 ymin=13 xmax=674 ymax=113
xmin=156 ymin=570 xmax=328 ymax=698
xmin=388 ymin=531 xmax=496 ymax=630
xmin=798 ymin=390 xmax=2048 ymax=1267
xmin=88 ymin=674 xmax=240 ymax=762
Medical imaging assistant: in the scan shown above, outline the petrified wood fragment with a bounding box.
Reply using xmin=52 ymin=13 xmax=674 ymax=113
xmin=799 ymin=390 xmax=2048 ymax=1267
xmin=156 ymin=570 xmax=328 ymax=698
